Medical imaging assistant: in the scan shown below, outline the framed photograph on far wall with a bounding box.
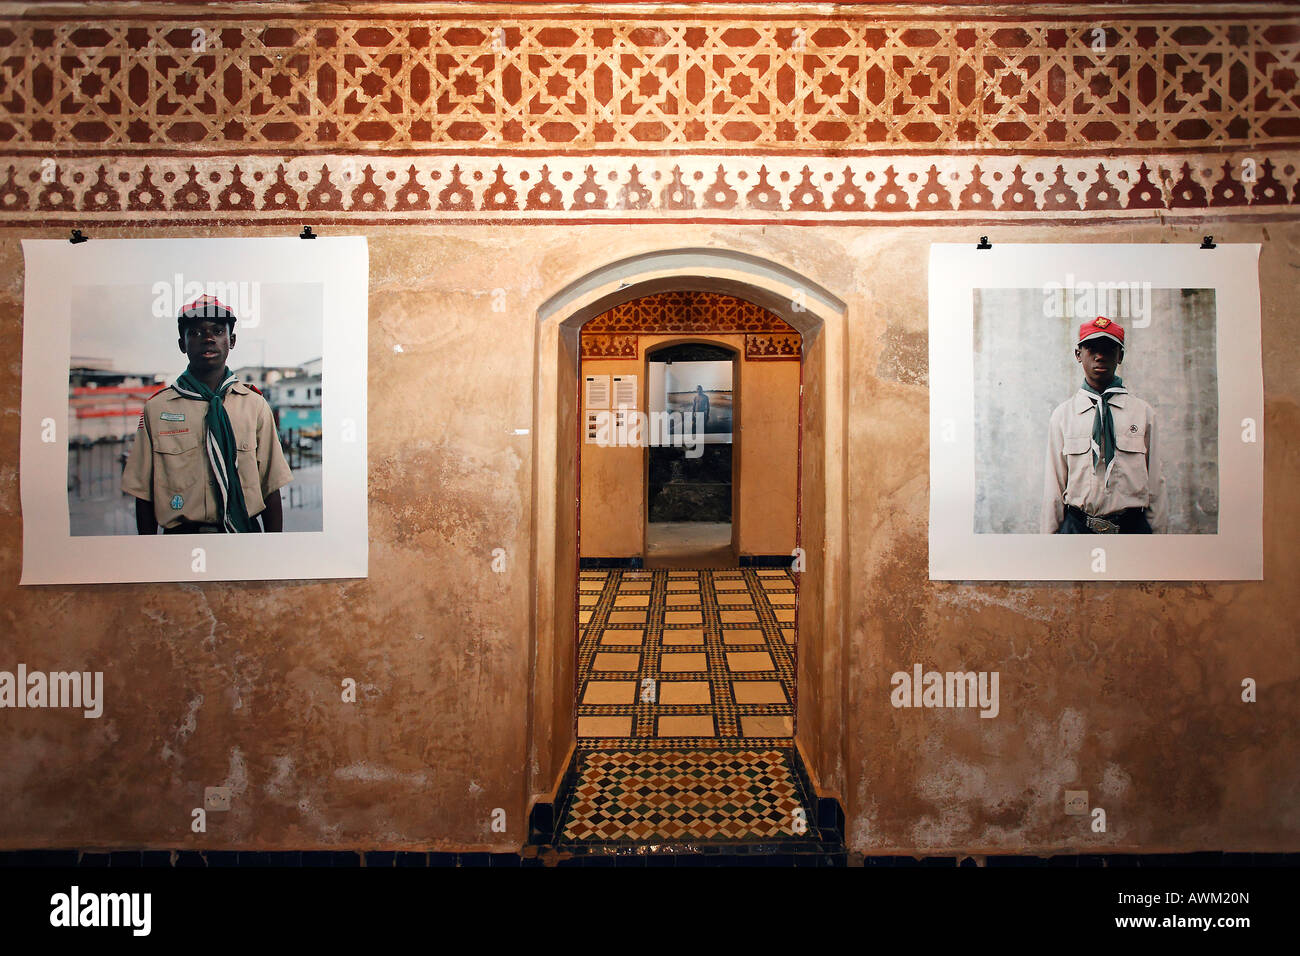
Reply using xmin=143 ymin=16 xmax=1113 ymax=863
xmin=929 ymin=242 xmax=1262 ymax=581
xmin=647 ymin=358 xmax=734 ymax=443
xmin=20 ymin=236 xmax=369 ymax=584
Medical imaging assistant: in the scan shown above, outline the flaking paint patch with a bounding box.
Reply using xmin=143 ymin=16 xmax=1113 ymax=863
xmin=266 ymin=756 xmax=294 ymax=799
xmin=934 ymin=586 xmax=1055 ymax=623
xmin=295 ymin=794 xmax=344 ymax=839
xmin=222 ymin=746 xmax=249 ymax=797
xmin=847 ymin=801 xmax=877 ymax=848
xmin=875 ymin=325 xmax=928 ymax=387
xmin=908 ymin=708 xmax=1097 ymax=849
xmin=334 ymin=762 xmax=431 ymax=785
xmin=178 ymin=584 xmax=220 ymax=650
xmin=171 ymin=694 xmax=203 ymax=752
xmin=912 ymin=806 xmax=975 ymax=848
xmin=1059 ymin=708 xmax=1086 ymax=754
xmin=1100 ymin=763 xmax=1131 ymax=799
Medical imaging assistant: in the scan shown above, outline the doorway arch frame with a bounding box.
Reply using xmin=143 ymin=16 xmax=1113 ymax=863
xmin=526 ymin=247 xmax=849 ymax=813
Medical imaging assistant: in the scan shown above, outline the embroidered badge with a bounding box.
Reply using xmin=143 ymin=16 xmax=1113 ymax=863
xmin=1129 ymin=424 xmax=1138 ymax=432
xmin=160 ymin=412 xmax=186 ymax=422
xmin=170 ymin=494 xmax=184 ymax=510
xmin=1094 ymin=317 xmax=1111 ymax=328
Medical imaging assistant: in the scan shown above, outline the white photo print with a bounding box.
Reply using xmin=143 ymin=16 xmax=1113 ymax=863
xmin=929 ymin=243 xmax=1261 ymax=582
xmin=20 ymin=237 xmax=369 ymax=584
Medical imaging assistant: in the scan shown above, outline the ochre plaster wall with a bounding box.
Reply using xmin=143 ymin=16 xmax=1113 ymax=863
xmin=1 ymin=1 xmax=1298 ymax=856
xmin=579 ymin=332 xmax=800 ymax=558
xmin=2 ymin=221 xmax=1297 ymax=854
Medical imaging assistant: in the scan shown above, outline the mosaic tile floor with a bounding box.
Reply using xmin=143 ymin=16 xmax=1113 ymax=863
xmin=576 ymin=568 xmax=797 ymax=747
xmin=556 ymin=748 xmax=822 ymax=845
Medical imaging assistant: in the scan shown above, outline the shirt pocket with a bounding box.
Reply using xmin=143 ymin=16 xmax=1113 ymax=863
xmin=1112 ymin=429 xmax=1149 ymax=497
xmin=154 ymin=428 xmax=203 ymax=496
xmin=1062 ymin=433 xmax=1093 ymax=494
xmin=234 ymin=433 xmax=265 ymax=515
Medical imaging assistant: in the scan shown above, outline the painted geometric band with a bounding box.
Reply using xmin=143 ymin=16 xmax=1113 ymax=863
xmin=745 ymin=334 xmax=801 ymax=360
xmin=0 ymin=16 xmax=1297 ymax=151
xmin=580 ymin=291 xmax=802 ymax=359
xmin=584 ymin=291 xmax=794 ymax=334
xmin=2 ymin=151 xmax=1296 ymax=221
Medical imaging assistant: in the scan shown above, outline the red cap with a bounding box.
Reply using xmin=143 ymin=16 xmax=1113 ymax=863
xmin=1077 ymin=315 xmax=1124 ymax=348
xmin=179 ymin=294 xmax=234 ymax=318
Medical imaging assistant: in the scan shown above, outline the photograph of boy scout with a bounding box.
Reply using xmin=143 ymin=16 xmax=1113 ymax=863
xmin=1040 ymin=316 xmax=1167 ymax=534
xmin=121 ymin=295 xmax=293 ymax=533
xmin=971 ymin=286 xmax=1218 ymax=535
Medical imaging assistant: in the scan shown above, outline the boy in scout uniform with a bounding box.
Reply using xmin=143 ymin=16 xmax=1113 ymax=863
xmin=1041 ymin=316 xmax=1168 ymax=534
xmin=122 ymin=294 xmax=292 ymax=534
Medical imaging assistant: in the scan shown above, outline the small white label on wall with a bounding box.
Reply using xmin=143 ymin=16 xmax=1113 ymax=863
xmin=585 ymin=374 xmax=609 ymax=410
xmin=612 ymin=374 xmax=637 ymax=410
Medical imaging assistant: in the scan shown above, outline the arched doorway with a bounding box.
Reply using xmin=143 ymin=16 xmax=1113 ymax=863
xmin=527 ymin=249 xmax=848 ymax=846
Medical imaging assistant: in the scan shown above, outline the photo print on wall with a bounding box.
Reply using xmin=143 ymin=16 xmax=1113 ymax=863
xmin=20 ymin=236 xmax=369 ymax=584
xmin=929 ymin=242 xmax=1262 ymax=581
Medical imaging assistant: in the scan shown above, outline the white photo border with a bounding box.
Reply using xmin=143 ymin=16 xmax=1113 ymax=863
xmin=20 ymin=236 xmax=369 ymax=584
xmin=929 ymin=242 xmax=1262 ymax=581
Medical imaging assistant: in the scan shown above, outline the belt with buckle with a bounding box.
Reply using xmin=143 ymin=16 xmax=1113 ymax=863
xmin=164 ymin=521 xmax=223 ymax=534
xmin=1066 ymin=504 xmax=1124 ymax=534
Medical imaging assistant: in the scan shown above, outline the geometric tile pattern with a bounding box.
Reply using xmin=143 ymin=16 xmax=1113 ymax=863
xmin=581 ymin=291 xmax=800 ymax=360
xmin=577 ymin=568 xmax=797 ymax=749
xmin=558 ymin=748 xmax=814 ymax=843
xmin=3 ymin=151 xmax=1296 ymax=222
xmin=4 ymin=10 xmax=1296 ymax=223
xmin=3 ymin=16 xmax=1296 ymax=152
xmin=579 ymin=334 xmax=639 ymax=359
xmin=745 ymin=333 xmax=801 ymax=360
xmin=583 ymin=291 xmax=794 ymax=335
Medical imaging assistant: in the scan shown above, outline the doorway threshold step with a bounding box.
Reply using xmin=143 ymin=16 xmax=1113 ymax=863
xmin=531 ymin=746 xmax=844 ymax=853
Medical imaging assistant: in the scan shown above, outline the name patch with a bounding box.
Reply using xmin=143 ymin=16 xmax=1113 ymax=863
xmin=159 ymin=412 xmax=186 ymax=422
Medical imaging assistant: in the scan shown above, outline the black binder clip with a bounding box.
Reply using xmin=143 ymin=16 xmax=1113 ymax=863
xmin=69 ymin=229 xmax=88 ymax=244
xmin=976 ymin=236 xmax=992 ymax=250
xmin=299 ymin=226 xmax=317 ymax=239
xmin=1199 ymin=235 xmax=1216 ymax=249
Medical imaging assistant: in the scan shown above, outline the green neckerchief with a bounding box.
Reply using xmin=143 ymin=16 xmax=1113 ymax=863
xmin=1081 ymin=375 xmax=1125 ymax=469
xmin=172 ymin=367 xmax=253 ymax=533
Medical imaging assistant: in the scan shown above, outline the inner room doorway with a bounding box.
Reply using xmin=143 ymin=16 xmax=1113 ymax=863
xmin=644 ymin=341 xmax=738 ymax=569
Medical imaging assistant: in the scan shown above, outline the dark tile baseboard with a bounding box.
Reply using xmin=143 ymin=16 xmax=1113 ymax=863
xmin=3 ymin=849 xmax=1295 ymax=868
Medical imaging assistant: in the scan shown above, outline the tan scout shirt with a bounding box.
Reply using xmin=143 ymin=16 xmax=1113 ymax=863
xmin=1040 ymin=387 xmax=1169 ymax=534
xmin=121 ymin=382 xmax=293 ymax=530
